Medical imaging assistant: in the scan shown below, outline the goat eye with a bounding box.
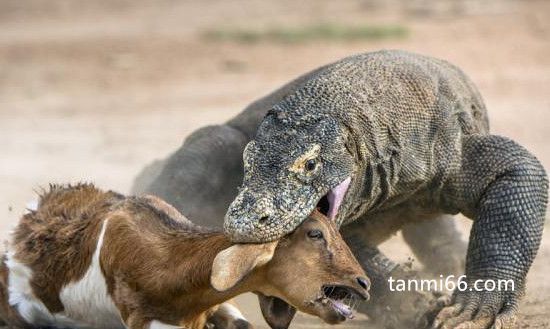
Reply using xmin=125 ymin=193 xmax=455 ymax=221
xmin=307 ymin=230 xmax=323 ymax=239
xmin=305 ymin=158 xmax=317 ymax=171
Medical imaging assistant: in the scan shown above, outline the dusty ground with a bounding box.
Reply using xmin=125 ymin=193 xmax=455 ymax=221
xmin=1 ymin=0 xmax=549 ymax=328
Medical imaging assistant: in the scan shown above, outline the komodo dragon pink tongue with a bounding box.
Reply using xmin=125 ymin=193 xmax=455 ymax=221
xmin=327 ymin=177 xmax=351 ymax=221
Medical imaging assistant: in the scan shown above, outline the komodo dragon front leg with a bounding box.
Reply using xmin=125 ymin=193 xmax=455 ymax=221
xmin=432 ymin=135 xmax=547 ymax=329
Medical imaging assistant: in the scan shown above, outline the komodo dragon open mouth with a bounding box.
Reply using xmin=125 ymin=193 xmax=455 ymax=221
xmin=316 ymin=177 xmax=351 ymax=221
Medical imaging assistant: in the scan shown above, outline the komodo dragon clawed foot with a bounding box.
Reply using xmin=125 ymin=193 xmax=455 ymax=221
xmin=432 ymin=288 xmax=522 ymax=329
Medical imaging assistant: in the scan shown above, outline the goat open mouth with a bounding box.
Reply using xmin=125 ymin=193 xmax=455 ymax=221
xmin=316 ymin=177 xmax=351 ymax=221
xmin=321 ymin=284 xmax=366 ymax=319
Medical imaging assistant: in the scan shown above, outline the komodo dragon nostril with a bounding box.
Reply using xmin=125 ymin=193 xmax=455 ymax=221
xmin=259 ymin=216 xmax=269 ymax=223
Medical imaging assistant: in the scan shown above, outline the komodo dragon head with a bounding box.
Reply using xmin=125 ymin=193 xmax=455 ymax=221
xmin=224 ymin=100 xmax=360 ymax=243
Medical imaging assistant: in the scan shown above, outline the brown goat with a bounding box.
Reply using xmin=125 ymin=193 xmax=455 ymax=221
xmin=0 ymin=184 xmax=369 ymax=329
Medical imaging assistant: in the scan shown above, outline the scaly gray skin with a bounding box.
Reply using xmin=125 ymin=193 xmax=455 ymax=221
xmin=223 ymin=50 xmax=548 ymax=329
xmin=131 ymin=57 xmax=467 ymax=327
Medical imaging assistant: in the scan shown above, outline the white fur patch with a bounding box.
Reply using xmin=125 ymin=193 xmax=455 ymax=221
xmin=56 ymin=219 xmax=123 ymax=329
xmin=7 ymin=219 xmax=125 ymax=329
xmin=6 ymin=251 xmax=55 ymax=325
xmin=149 ymin=320 xmax=183 ymax=329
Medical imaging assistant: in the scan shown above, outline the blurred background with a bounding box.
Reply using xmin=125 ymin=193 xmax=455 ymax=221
xmin=0 ymin=0 xmax=549 ymax=328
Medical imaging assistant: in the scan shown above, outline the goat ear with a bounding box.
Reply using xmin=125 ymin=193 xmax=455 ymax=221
xmin=258 ymin=294 xmax=296 ymax=329
xmin=211 ymin=241 xmax=278 ymax=292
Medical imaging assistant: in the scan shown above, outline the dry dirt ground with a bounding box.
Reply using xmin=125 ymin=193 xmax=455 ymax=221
xmin=1 ymin=0 xmax=549 ymax=328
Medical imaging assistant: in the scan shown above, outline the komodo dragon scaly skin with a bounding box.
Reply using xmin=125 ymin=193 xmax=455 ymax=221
xmin=222 ymin=50 xmax=548 ymax=329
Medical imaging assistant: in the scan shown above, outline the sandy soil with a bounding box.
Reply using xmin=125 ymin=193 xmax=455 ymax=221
xmin=1 ymin=0 xmax=549 ymax=328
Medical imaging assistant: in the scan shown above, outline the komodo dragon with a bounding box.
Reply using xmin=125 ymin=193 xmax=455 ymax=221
xmin=132 ymin=52 xmax=467 ymax=328
xmin=133 ymin=50 xmax=547 ymax=329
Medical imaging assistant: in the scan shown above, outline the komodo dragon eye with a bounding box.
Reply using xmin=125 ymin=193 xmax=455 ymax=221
xmin=305 ymin=159 xmax=317 ymax=171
